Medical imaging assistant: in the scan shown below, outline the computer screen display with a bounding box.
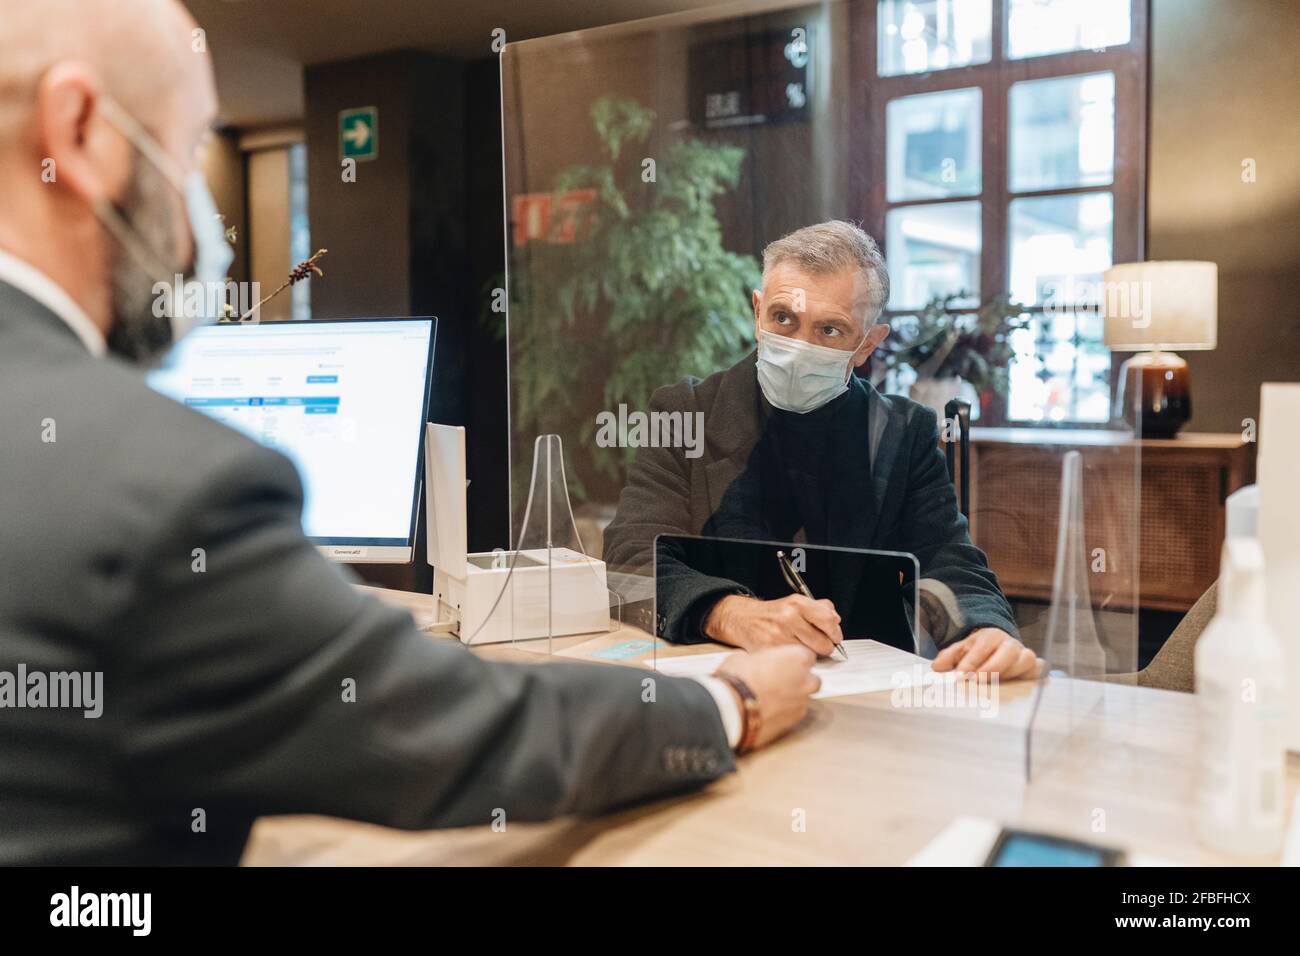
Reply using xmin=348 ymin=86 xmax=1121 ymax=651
xmin=148 ymin=318 xmax=436 ymax=559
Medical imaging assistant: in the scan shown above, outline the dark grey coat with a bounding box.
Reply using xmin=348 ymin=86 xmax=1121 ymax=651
xmin=602 ymin=352 xmax=1018 ymax=647
xmin=0 ymin=282 xmax=733 ymax=865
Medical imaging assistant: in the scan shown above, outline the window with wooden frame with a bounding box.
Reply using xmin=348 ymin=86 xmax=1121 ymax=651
xmin=852 ymin=0 xmax=1149 ymax=426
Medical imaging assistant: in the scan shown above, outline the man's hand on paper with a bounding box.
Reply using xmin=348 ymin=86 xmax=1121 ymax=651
xmin=931 ymin=628 xmax=1042 ymax=680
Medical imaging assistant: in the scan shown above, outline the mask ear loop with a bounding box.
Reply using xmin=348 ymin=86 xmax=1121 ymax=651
xmin=97 ymin=95 xmax=189 ymax=195
xmin=843 ymin=323 xmax=875 ymax=384
xmin=93 ymin=95 xmax=190 ymax=293
xmin=93 ymin=199 xmax=174 ymax=283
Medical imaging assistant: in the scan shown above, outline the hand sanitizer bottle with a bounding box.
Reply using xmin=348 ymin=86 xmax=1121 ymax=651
xmin=1195 ymin=537 xmax=1285 ymax=857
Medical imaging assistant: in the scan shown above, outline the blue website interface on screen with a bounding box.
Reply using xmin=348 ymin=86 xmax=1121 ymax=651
xmin=148 ymin=319 xmax=434 ymax=545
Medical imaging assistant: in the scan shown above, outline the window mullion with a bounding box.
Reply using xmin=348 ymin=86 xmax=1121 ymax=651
xmin=865 ymin=0 xmax=1145 ymax=427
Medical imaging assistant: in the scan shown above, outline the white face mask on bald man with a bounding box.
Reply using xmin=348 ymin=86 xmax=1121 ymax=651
xmin=92 ymin=95 xmax=233 ymax=364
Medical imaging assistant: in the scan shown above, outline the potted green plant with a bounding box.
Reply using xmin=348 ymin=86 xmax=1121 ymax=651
xmin=489 ymin=95 xmax=759 ymax=504
xmin=875 ymin=291 xmax=1029 ymax=418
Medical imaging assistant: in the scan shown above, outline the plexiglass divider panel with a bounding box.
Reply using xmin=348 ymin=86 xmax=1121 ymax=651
xmin=453 ymin=435 xmax=617 ymax=653
xmin=652 ymin=534 xmax=922 ymax=661
xmin=497 ymin=1 xmax=1146 ymax=800
xmin=499 ymin=2 xmax=850 ymax=668
xmin=507 ymin=435 xmax=620 ymax=657
xmin=1024 ymin=437 xmax=1141 ymax=782
xmin=1025 ymin=451 xmax=1103 ymax=780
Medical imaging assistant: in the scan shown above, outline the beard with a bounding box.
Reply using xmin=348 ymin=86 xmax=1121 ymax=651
xmin=104 ymin=157 xmax=189 ymax=366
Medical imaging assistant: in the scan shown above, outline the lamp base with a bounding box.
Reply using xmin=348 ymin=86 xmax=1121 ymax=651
xmin=1115 ymin=351 xmax=1191 ymax=438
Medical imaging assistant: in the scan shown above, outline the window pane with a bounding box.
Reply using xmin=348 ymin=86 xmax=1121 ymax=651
xmin=1009 ymin=192 xmax=1113 ymax=309
xmin=288 ymin=143 xmax=312 ymax=321
xmin=1009 ymin=72 xmax=1114 ymax=192
xmin=1007 ymin=192 xmax=1113 ymax=423
xmin=878 ymin=0 xmax=992 ymax=77
xmin=1008 ymin=316 xmax=1111 ymax=423
xmin=887 ymin=88 xmax=982 ymax=201
xmin=1006 ymin=0 xmax=1131 ymax=60
xmin=885 ymin=201 xmax=981 ymax=309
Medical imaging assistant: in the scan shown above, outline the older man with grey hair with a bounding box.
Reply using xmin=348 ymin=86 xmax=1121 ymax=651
xmin=605 ymin=220 xmax=1035 ymax=679
xmin=0 ymin=0 xmax=823 ymax=865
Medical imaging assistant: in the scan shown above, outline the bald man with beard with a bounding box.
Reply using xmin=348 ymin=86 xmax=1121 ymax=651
xmin=0 ymin=0 xmax=819 ymax=865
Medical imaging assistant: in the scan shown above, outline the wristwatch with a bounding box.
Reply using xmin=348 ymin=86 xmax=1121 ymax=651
xmin=714 ymin=672 xmax=762 ymax=754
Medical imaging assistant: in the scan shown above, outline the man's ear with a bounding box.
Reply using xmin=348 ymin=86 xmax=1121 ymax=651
xmin=751 ymin=288 xmax=762 ymax=340
xmin=35 ymin=63 xmax=126 ymax=206
xmin=852 ymin=322 xmax=890 ymax=368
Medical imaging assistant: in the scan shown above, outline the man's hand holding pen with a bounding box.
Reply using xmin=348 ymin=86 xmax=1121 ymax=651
xmin=703 ymin=592 xmax=845 ymax=658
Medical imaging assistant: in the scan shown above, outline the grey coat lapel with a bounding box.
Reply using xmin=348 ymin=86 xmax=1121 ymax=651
xmin=866 ymin=386 xmax=906 ymax=518
xmin=701 ymin=352 xmax=767 ymax=519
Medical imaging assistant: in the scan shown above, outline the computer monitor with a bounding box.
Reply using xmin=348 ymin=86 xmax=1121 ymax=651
xmin=148 ymin=317 xmax=437 ymax=563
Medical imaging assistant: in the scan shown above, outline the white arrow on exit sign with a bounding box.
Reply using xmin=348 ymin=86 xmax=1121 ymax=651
xmin=339 ymin=107 xmax=378 ymax=161
xmin=343 ymin=118 xmax=371 ymax=149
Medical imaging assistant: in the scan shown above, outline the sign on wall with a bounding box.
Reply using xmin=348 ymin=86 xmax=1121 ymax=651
xmin=511 ymin=189 xmax=597 ymax=246
xmin=339 ymin=106 xmax=379 ymax=162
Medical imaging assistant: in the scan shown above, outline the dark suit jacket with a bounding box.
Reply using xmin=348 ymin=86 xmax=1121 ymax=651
xmin=0 ymin=281 xmax=733 ymax=865
xmin=602 ymin=352 xmax=1017 ymax=647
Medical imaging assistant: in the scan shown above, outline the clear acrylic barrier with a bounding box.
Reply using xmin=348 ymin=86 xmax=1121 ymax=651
xmin=652 ymin=531 xmax=1031 ymax=842
xmin=457 ymin=435 xmax=624 ymax=655
xmin=499 ymin=0 xmax=848 ymax=597
xmin=496 ymin=0 xmax=1145 ymax=794
xmin=1022 ymin=432 xmax=1142 ymax=782
xmin=652 ymin=534 xmax=921 ymax=661
xmin=1025 ymin=451 xmax=1107 ymax=779
xmin=510 ymin=435 xmax=625 ymax=657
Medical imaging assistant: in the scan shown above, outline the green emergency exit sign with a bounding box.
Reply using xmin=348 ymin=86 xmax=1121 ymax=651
xmin=339 ymin=107 xmax=378 ymax=162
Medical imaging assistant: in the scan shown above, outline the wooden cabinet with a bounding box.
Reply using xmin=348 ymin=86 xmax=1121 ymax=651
xmin=966 ymin=429 xmax=1254 ymax=612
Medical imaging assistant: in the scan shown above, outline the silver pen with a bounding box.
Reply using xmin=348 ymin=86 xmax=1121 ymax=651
xmin=776 ymin=550 xmax=849 ymax=662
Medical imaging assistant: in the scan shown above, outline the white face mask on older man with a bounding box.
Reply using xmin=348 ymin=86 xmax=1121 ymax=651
xmin=756 ymin=330 xmax=865 ymax=414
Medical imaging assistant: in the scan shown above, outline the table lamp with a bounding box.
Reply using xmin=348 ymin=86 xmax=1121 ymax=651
xmin=1103 ymin=261 xmax=1217 ymax=438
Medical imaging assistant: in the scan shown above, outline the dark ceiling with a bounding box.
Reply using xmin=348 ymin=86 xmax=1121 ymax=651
xmin=183 ymin=0 xmax=744 ymax=127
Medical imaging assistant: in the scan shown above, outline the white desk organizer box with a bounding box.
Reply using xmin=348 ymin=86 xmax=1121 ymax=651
xmin=424 ymin=423 xmax=609 ymax=645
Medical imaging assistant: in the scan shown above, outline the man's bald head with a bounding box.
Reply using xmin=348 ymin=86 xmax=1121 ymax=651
xmin=0 ymin=0 xmax=215 ymax=147
xmin=0 ymin=0 xmax=219 ymax=342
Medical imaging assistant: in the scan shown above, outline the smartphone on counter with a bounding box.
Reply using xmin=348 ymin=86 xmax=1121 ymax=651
xmin=983 ymin=827 xmax=1126 ymax=867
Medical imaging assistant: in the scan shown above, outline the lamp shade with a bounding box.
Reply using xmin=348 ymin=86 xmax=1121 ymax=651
xmin=1102 ymin=261 xmax=1217 ymax=351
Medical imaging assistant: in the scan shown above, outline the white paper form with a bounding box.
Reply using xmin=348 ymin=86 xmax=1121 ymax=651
xmin=654 ymin=639 xmax=932 ymax=700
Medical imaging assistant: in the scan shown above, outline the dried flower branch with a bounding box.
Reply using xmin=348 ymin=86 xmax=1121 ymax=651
xmin=233 ymin=248 xmax=329 ymax=322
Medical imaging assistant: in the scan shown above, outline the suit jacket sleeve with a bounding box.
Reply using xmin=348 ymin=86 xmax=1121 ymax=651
xmin=897 ymin=405 xmax=1019 ymax=645
xmin=602 ymin=380 xmax=747 ymax=642
xmin=651 ymin=536 xmax=753 ymax=644
xmin=601 ymin=380 xmax=697 ymax=577
xmin=109 ymin=444 xmax=735 ymax=833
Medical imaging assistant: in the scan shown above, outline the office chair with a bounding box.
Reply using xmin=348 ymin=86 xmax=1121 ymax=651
xmin=1139 ymin=580 xmax=1217 ymax=692
xmin=943 ymin=398 xmax=972 ymax=519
